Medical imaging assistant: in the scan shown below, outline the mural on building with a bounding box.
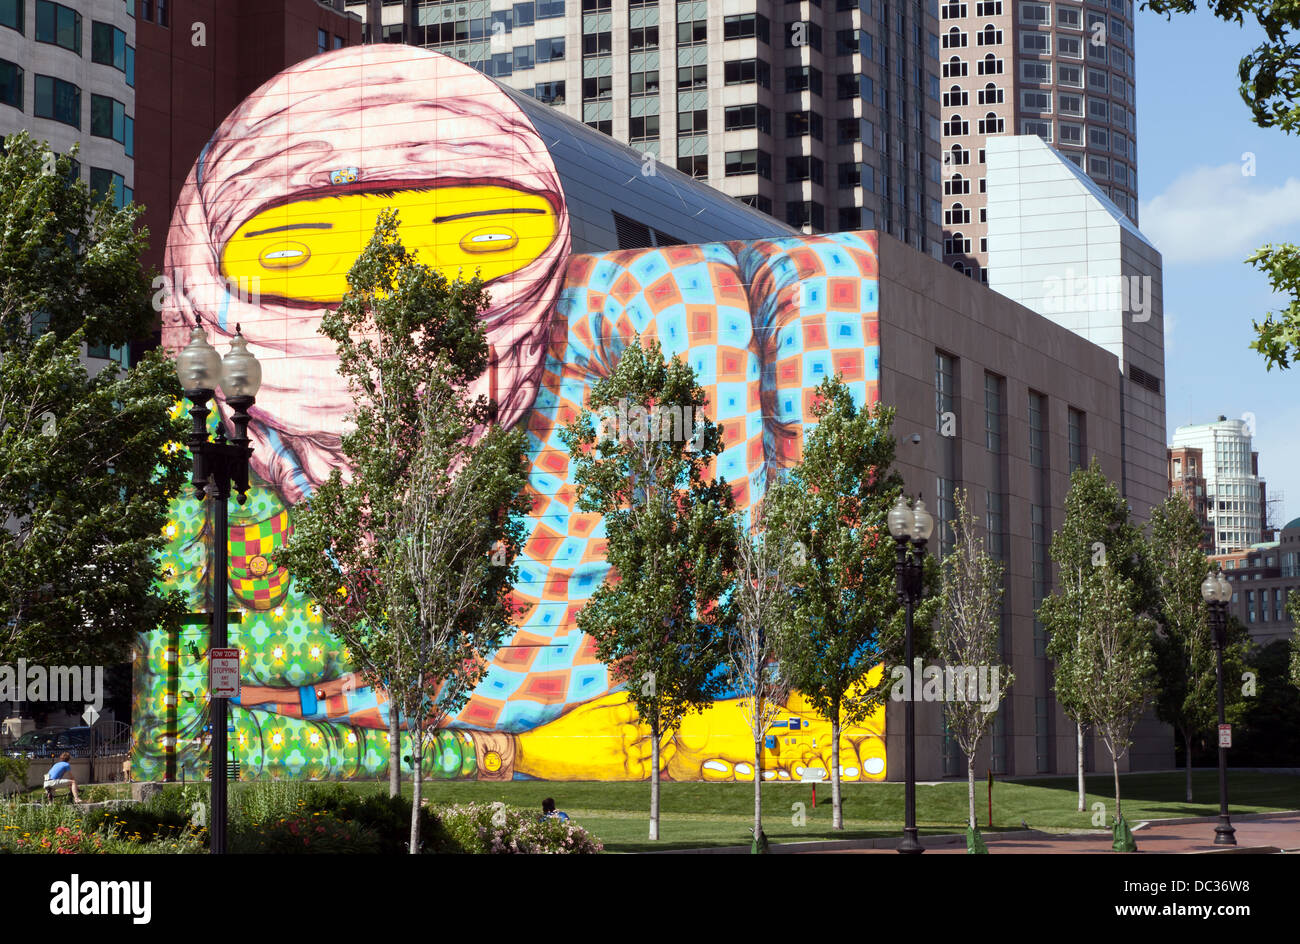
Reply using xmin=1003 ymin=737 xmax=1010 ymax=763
xmin=134 ymin=44 xmax=887 ymax=783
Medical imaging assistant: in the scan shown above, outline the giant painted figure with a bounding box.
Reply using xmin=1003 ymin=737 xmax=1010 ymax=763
xmin=135 ymin=45 xmax=888 ymax=783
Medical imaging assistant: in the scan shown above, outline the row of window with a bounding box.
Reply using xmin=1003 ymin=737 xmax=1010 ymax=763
xmin=1 ymin=64 xmax=134 ymax=153
xmin=943 ymin=0 xmax=1132 ymax=18
xmin=0 ymin=3 xmax=136 ymax=88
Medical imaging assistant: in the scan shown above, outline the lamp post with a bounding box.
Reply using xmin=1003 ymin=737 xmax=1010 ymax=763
xmin=1199 ymin=566 xmax=1236 ymax=847
xmin=888 ymin=494 xmax=934 ymax=855
xmin=175 ymin=322 xmax=261 ymax=856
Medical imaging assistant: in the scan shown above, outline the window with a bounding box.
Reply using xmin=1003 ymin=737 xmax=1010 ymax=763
xmin=784 ymin=20 xmax=822 ymax=49
xmin=629 ymin=69 xmax=658 ymax=94
xmin=944 ymin=174 xmax=970 ymax=195
xmin=1020 ymin=30 xmax=1049 ymax=54
xmin=1110 ymin=101 xmax=1127 ymax=126
xmin=725 ymin=103 xmax=770 ymax=132
xmin=677 ymin=153 xmax=707 ymax=178
xmin=978 ymin=111 xmax=1004 ymax=133
xmin=537 ymin=0 xmax=565 ymax=17
xmin=943 ymin=114 xmax=969 ymax=136
xmin=1022 ymin=119 xmax=1052 ymax=140
xmin=976 ymin=0 xmax=1002 ymax=12
xmin=532 ymin=80 xmax=565 ymax=104
xmin=317 ymin=27 xmax=328 ymax=54
xmin=947 ymin=144 xmax=970 ymax=165
xmin=629 ymin=114 xmax=659 ymax=140
xmin=1113 ymin=131 xmax=1128 ymax=155
xmin=90 ymin=93 xmax=130 ymax=146
xmin=0 ymin=0 xmax=21 ymax=34
xmin=582 ymin=0 xmax=610 ymax=9
xmin=36 ymin=1 xmax=81 ymax=53
xmin=786 ymin=110 xmax=823 ymax=139
xmin=1059 ymin=92 xmax=1083 ymax=115
xmin=724 ymin=13 xmax=770 ymax=43
xmin=1058 ymin=34 xmax=1082 ymax=57
xmin=837 ymin=28 xmax=873 ymax=57
xmin=944 ymin=202 xmax=970 ymax=224
xmin=677 ymin=3 xmax=707 ymax=45
xmin=738 ymin=193 xmax=773 ymax=214
xmin=157 ymin=0 xmax=168 ymax=26
xmin=1022 ymin=61 xmax=1051 ymax=83
xmin=724 ymin=58 xmax=769 ymax=87
xmin=786 ymin=201 xmax=825 ymax=230
xmin=1068 ymin=408 xmax=1085 ymax=470
xmin=1059 ymin=64 xmax=1083 ymax=86
xmin=628 ymin=25 xmax=658 ymax=51
xmin=515 ymin=1 xmax=536 ymax=25
xmin=977 ymin=25 xmax=1002 ymax=45
xmin=978 ymin=82 xmax=1004 ymax=104
xmin=1088 ymin=67 xmax=1108 ymax=90
xmin=1088 ymin=153 xmax=1109 ymax=176
xmin=90 ymin=167 xmax=129 ymax=208
xmin=535 ymin=37 xmax=565 ymax=62
xmin=583 ymin=75 xmax=612 ymax=100
xmin=1088 ymin=97 xmax=1109 ymax=120
xmin=725 ymin=148 xmax=771 ymax=178
xmin=34 ymin=74 xmax=79 ymax=127
xmin=677 ymin=64 xmax=707 ymax=88
xmin=941 ymin=2 xmax=968 ymax=17
xmin=0 ymin=58 xmax=20 ymax=109
xmin=1057 ymin=4 xmax=1081 ymax=27
xmin=582 ymin=31 xmax=611 ymax=57
xmin=942 ymin=27 xmax=967 ymax=48
xmin=945 ymin=232 xmax=971 ymax=254
xmin=514 ymin=44 xmax=535 ymax=70
xmin=785 ymin=65 xmax=823 ymax=96
xmin=1020 ymin=1 xmax=1050 ymax=22
xmin=943 ymin=85 xmax=968 ymax=107
xmin=978 ymin=54 xmax=1004 ymax=74
xmin=943 ymin=57 xmax=968 ymax=77
xmin=785 ymin=155 xmax=824 ymax=184
xmin=1022 ymin=90 xmax=1051 ymax=111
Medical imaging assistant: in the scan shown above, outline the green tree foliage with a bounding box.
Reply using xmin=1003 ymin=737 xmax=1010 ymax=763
xmin=559 ymin=337 xmax=736 ymax=842
xmin=1039 ymin=458 xmax=1151 ymax=811
xmin=0 ymin=133 xmax=187 ymax=665
xmin=1142 ymin=0 xmax=1300 ymax=368
xmin=276 ymin=210 xmax=529 ymax=852
xmin=772 ymin=376 xmax=938 ymax=830
xmin=1149 ymin=496 xmax=1250 ymax=801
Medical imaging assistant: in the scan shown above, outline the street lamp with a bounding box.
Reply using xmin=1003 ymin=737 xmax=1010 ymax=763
xmin=889 ymin=493 xmax=933 ymax=855
xmin=176 ymin=321 xmax=261 ymax=855
xmin=1199 ymin=566 xmax=1236 ymax=847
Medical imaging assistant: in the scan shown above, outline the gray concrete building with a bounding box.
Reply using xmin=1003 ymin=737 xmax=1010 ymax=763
xmin=346 ymin=0 xmax=947 ymax=257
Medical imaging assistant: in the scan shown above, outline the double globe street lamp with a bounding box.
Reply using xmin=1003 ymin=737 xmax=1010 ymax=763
xmin=175 ymin=321 xmax=262 ymax=856
xmin=888 ymin=494 xmax=934 ymax=855
xmin=1199 ymin=566 xmax=1236 ymax=847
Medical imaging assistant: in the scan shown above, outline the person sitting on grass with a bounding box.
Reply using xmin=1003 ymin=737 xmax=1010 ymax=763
xmin=541 ymin=797 xmax=569 ymax=822
xmin=43 ymin=752 xmax=82 ymax=803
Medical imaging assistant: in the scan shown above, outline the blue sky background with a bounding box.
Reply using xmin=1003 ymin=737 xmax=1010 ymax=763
xmin=1136 ymin=7 xmax=1300 ymax=528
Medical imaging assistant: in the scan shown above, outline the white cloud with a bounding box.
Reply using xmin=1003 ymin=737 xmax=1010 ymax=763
xmin=1139 ymin=164 xmax=1300 ymax=266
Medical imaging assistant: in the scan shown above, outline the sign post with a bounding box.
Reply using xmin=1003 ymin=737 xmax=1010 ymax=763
xmin=1218 ymin=723 xmax=1232 ymax=749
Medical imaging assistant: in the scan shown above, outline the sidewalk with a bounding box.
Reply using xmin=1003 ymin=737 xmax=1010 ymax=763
xmin=822 ymin=811 xmax=1300 ymax=854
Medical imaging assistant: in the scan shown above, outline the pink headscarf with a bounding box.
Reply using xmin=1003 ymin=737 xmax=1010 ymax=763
xmin=162 ymin=44 xmax=571 ymax=502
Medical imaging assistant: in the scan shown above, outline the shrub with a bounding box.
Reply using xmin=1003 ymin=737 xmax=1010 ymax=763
xmin=437 ymin=801 xmax=602 ymax=854
xmin=300 ymin=790 xmax=454 ymax=854
xmin=229 ymin=810 xmax=382 ymax=854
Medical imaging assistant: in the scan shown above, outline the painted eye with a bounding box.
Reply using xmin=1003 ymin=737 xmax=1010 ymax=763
xmin=460 ymin=228 xmax=518 ymax=253
xmin=258 ymin=241 xmax=311 ymax=269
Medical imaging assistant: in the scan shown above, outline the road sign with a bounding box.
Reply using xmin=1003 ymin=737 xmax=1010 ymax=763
xmin=1218 ymin=723 xmax=1232 ymax=749
xmin=209 ymin=648 xmax=241 ymax=698
xmin=81 ymin=705 xmax=98 ymax=726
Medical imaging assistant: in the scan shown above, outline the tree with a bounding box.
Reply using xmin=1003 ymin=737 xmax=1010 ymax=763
xmin=1075 ymin=563 xmax=1157 ymax=827
xmin=0 ymin=132 xmax=187 ymax=666
xmin=935 ymin=487 xmax=1011 ymax=832
xmin=276 ymin=210 xmax=529 ymax=852
xmin=559 ymin=337 xmax=736 ymax=842
xmin=1149 ymin=496 xmax=1250 ymax=801
xmin=1039 ymin=458 xmax=1151 ymax=812
xmin=1142 ymin=0 xmax=1300 ymax=369
xmin=726 ymin=483 xmax=801 ymax=851
xmin=773 ymin=376 xmax=937 ymax=830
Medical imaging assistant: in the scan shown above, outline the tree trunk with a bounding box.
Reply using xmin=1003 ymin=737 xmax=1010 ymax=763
xmin=831 ymin=719 xmax=843 ymax=830
xmin=649 ymin=716 xmax=660 ymax=841
xmin=753 ymin=738 xmax=763 ymax=841
xmin=388 ymin=692 xmax=400 ymax=799
xmin=1112 ymin=752 xmax=1121 ymax=822
xmin=1076 ymin=722 xmax=1085 ymax=813
xmin=1183 ymin=728 xmax=1193 ymax=803
xmin=967 ymin=757 xmax=977 ymax=829
xmin=408 ymin=725 xmax=423 ymax=854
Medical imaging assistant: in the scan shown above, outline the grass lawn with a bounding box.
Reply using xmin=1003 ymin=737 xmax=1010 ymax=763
xmin=329 ymin=770 xmax=1299 ymax=853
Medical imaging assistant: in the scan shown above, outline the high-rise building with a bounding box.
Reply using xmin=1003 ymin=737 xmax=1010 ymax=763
xmin=1 ymin=0 xmax=140 ymax=366
xmin=937 ymin=0 xmax=1138 ymax=280
xmin=1171 ymin=417 xmax=1265 ymax=554
xmin=345 ymin=0 xmax=946 ymax=255
xmin=1168 ymin=445 xmax=1212 ymax=552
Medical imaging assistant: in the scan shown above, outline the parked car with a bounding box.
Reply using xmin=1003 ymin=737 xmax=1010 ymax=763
xmin=2 ymin=728 xmax=61 ymax=759
xmin=54 ymin=727 xmax=93 ymax=758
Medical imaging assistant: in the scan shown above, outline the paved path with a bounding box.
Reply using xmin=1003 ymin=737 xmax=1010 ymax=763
xmin=822 ymin=813 xmax=1300 ymax=854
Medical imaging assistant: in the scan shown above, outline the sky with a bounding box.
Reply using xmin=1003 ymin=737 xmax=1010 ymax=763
xmin=1135 ymin=7 xmax=1300 ymax=529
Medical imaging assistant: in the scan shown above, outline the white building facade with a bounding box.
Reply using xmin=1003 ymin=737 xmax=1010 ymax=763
xmin=1172 ymin=418 xmax=1263 ymax=554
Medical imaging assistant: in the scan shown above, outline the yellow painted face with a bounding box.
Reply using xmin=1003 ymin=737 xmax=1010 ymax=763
xmin=220 ymin=186 xmax=558 ymax=305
